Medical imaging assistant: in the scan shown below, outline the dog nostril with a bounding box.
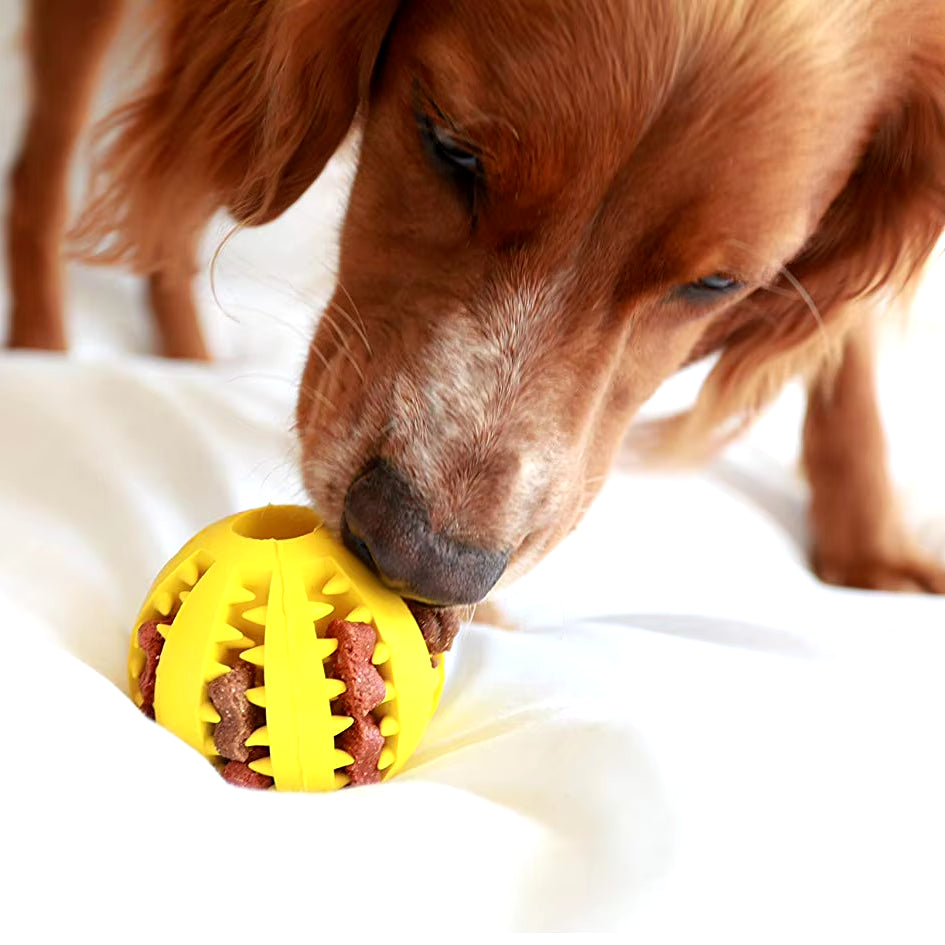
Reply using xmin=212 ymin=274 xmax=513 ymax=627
xmin=342 ymin=461 xmax=509 ymax=606
xmin=341 ymin=513 xmax=377 ymax=573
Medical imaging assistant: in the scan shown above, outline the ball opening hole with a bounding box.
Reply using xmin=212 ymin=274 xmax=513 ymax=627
xmin=232 ymin=506 xmax=321 ymax=541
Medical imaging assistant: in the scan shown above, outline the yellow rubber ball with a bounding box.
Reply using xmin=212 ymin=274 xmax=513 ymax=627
xmin=128 ymin=505 xmax=444 ymax=791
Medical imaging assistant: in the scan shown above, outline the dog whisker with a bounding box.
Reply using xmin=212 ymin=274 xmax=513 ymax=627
xmin=218 ymin=299 xmax=313 ymax=343
xmin=227 ymin=371 xmax=337 ymax=427
xmin=295 ymin=254 xmax=373 ymax=359
xmin=332 ymin=278 xmax=373 ymax=357
xmin=301 ymin=342 xmax=348 ymax=429
xmin=776 ymin=263 xmax=829 ymax=352
xmin=727 ymin=238 xmax=828 ymax=352
xmin=209 ymin=223 xmax=246 ymax=321
xmin=755 ymin=283 xmax=798 ymax=302
xmin=323 ymin=303 xmax=366 ymax=383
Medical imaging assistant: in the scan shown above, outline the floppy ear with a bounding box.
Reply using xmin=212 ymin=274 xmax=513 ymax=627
xmin=643 ymin=44 xmax=945 ymax=463
xmin=75 ymin=0 xmax=402 ymax=269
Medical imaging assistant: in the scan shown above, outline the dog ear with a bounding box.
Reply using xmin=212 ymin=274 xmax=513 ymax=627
xmin=75 ymin=0 xmax=402 ymax=269
xmin=644 ymin=48 xmax=945 ymax=463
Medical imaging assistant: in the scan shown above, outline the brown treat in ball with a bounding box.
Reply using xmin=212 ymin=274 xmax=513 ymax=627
xmin=208 ymin=661 xmax=262 ymax=762
xmin=325 ymin=620 xmax=387 ymax=716
xmin=136 ymin=620 xmax=168 ymax=719
xmin=405 ymin=600 xmax=459 ymax=655
xmin=326 ymin=619 xmax=375 ymax=663
xmin=338 ymin=717 xmax=385 ymax=786
xmin=221 ymin=760 xmax=274 ymax=790
xmin=324 ymin=620 xmax=391 ymax=785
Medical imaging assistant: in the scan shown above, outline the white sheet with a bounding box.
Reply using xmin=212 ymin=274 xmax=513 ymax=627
xmin=2 ymin=2 xmax=944 ymax=936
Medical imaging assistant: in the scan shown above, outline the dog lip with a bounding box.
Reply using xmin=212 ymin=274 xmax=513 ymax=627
xmin=400 ymin=591 xmax=441 ymax=606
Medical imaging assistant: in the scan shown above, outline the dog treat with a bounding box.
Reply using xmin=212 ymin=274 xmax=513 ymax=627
xmin=221 ymin=748 xmax=274 ymax=790
xmin=337 ymin=718 xmax=386 ymax=785
xmin=325 ymin=619 xmax=387 ymax=785
xmin=326 ymin=620 xmax=388 ymax=716
xmin=220 ymin=745 xmax=275 ymax=791
xmin=136 ymin=620 xmax=168 ymax=719
xmin=208 ymin=661 xmax=262 ymax=763
xmin=222 ymin=763 xmax=274 ymax=790
xmin=406 ymin=600 xmax=458 ymax=655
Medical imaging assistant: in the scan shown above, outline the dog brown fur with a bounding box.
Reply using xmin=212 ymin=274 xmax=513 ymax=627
xmin=7 ymin=1 xmax=945 ymax=637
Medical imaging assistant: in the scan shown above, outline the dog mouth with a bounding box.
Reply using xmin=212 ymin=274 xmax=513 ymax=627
xmin=335 ymin=508 xmax=469 ymax=652
xmin=297 ymin=469 xmax=474 ymax=654
xmin=404 ymin=599 xmax=470 ymax=653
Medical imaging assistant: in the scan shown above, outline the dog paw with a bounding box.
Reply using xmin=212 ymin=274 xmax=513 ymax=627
xmin=814 ymin=549 xmax=945 ymax=594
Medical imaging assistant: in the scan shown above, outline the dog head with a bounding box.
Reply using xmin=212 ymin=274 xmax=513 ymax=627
xmin=89 ymin=0 xmax=945 ymax=630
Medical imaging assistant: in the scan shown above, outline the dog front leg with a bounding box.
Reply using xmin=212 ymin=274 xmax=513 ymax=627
xmin=802 ymin=321 xmax=945 ymax=593
xmin=6 ymin=0 xmax=125 ymax=351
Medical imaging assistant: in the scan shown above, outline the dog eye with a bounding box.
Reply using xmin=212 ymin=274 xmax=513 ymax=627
xmin=418 ymin=114 xmax=482 ymax=186
xmin=677 ymin=273 xmax=744 ymax=303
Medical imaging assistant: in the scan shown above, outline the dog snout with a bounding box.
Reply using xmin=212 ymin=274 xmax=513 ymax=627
xmin=341 ymin=461 xmax=509 ymax=606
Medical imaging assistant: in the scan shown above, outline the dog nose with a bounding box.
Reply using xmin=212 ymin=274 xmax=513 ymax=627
xmin=342 ymin=462 xmax=509 ymax=606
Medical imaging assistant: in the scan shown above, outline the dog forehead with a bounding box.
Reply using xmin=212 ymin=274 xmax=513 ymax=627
xmin=612 ymin=56 xmax=888 ymax=274
xmin=398 ymin=0 xmax=661 ymax=152
xmin=393 ymin=0 xmax=877 ymax=233
xmin=398 ymin=0 xmax=857 ymax=132
xmin=375 ymin=0 xmax=897 ymax=296
xmin=384 ymin=1 xmax=671 ymax=243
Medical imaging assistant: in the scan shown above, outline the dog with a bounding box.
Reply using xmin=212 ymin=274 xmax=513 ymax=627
xmin=7 ymin=0 xmax=945 ymax=649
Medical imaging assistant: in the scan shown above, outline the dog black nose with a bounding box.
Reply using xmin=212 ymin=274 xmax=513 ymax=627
xmin=342 ymin=462 xmax=509 ymax=606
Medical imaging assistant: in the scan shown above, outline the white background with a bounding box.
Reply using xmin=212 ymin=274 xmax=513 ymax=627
xmin=1 ymin=1 xmax=943 ymax=937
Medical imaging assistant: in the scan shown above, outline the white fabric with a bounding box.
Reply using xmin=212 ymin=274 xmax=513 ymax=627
xmin=2 ymin=3 xmax=944 ymax=936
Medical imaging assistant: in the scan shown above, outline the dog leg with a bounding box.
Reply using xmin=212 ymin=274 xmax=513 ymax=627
xmin=146 ymin=232 xmax=209 ymax=361
xmin=6 ymin=0 xmax=125 ymax=351
xmin=803 ymin=322 xmax=945 ymax=593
